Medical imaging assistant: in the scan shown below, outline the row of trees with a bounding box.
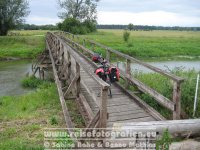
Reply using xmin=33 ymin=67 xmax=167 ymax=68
xmin=97 ymin=24 xmax=200 ymax=31
xmin=17 ymin=24 xmax=58 ymax=30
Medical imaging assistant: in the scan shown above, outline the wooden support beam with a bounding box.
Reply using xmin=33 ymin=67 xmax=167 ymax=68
xmin=125 ymin=59 xmax=131 ymax=89
xmin=79 ymin=94 xmax=94 ymax=120
xmin=99 ymin=88 xmax=108 ymax=128
xmin=86 ymin=110 xmax=100 ymax=129
xmin=106 ymin=49 xmax=111 ymax=63
xmin=64 ymin=74 xmax=79 ymax=98
xmin=76 ymin=62 xmax=81 ymax=97
xmin=173 ymin=82 xmax=181 ymax=120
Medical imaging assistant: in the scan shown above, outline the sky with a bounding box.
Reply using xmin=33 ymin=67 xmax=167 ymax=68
xmin=26 ymin=0 xmax=200 ymax=27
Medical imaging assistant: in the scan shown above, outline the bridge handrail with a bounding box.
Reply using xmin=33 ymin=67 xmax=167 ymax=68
xmin=56 ymin=31 xmax=184 ymax=120
xmin=47 ymin=32 xmax=109 ymax=128
xmin=62 ymin=31 xmax=184 ymax=83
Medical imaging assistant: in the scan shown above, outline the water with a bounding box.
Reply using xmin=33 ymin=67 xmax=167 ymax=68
xmin=116 ymin=60 xmax=200 ymax=73
xmin=0 ymin=60 xmax=32 ymax=96
xmin=0 ymin=59 xmax=199 ymax=96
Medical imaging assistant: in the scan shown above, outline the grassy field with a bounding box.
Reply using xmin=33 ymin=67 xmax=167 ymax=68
xmin=0 ymin=30 xmax=47 ymax=59
xmin=0 ymin=77 xmax=84 ymax=149
xmin=82 ymin=29 xmax=200 ymax=60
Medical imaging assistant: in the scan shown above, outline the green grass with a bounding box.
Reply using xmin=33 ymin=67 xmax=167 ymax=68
xmin=0 ymin=31 xmax=47 ymax=59
xmin=81 ymin=29 xmax=200 ymax=60
xmin=0 ymin=82 xmax=66 ymax=149
xmin=21 ymin=76 xmax=49 ymax=88
xmin=9 ymin=30 xmax=49 ymax=36
xmin=0 ymin=77 xmax=85 ymax=149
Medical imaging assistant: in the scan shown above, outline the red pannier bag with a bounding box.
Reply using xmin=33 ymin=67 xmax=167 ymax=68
xmin=92 ymin=53 xmax=101 ymax=63
xmin=95 ymin=67 xmax=106 ymax=81
xmin=109 ymin=67 xmax=120 ymax=82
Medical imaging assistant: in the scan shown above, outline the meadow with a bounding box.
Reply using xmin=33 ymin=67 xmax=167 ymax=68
xmin=0 ymin=30 xmax=47 ymax=59
xmin=0 ymin=77 xmax=83 ymax=149
xmin=82 ymin=29 xmax=200 ymax=60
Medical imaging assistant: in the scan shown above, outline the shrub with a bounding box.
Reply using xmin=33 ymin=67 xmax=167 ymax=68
xmin=21 ymin=76 xmax=45 ymax=88
xmin=50 ymin=116 xmax=58 ymax=125
xmin=156 ymin=129 xmax=172 ymax=150
xmin=123 ymin=30 xmax=130 ymax=42
xmin=58 ymin=18 xmax=97 ymax=34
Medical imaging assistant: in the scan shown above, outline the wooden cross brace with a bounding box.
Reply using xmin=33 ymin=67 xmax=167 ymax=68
xmin=64 ymin=62 xmax=80 ymax=99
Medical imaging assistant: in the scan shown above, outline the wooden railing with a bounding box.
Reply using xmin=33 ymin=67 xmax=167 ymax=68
xmin=55 ymin=31 xmax=185 ymax=120
xmin=46 ymin=32 xmax=110 ymax=128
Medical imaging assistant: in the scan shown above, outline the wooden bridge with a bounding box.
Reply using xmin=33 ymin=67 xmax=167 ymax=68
xmin=33 ymin=32 xmax=200 ymax=147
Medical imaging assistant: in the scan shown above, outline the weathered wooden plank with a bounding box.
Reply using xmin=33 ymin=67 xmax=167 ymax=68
xmin=107 ymin=103 xmax=138 ymax=108
xmin=107 ymin=101 xmax=132 ymax=107
xmin=115 ymin=82 xmax=166 ymax=121
xmin=125 ymin=59 xmax=131 ymax=89
xmin=79 ymin=93 xmax=94 ymax=120
xmin=64 ymin=74 xmax=79 ymax=98
xmin=107 ymin=117 xmax=155 ymax=127
xmin=99 ymin=88 xmax=108 ymax=128
xmin=108 ymin=112 xmax=150 ymax=122
xmin=86 ymin=110 xmax=100 ymax=128
xmin=107 ymin=105 xmax=141 ymax=114
xmin=173 ymin=82 xmax=181 ymax=120
xmin=113 ymin=119 xmax=200 ymax=137
xmin=109 ymin=109 xmax=144 ymax=117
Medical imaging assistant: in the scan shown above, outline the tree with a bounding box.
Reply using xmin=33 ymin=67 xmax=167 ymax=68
xmin=0 ymin=0 xmax=29 ymax=36
xmin=58 ymin=0 xmax=100 ymax=21
xmin=128 ymin=23 xmax=134 ymax=31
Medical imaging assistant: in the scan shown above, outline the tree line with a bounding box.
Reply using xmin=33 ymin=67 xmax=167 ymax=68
xmin=97 ymin=25 xmax=200 ymax=31
xmin=17 ymin=24 xmax=58 ymax=30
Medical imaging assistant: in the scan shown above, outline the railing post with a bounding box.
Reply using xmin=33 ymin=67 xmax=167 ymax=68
xmin=72 ymin=35 xmax=75 ymax=47
xmin=83 ymin=39 xmax=86 ymax=47
xmin=99 ymin=87 xmax=108 ymax=128
xmin=76 ymin=62 xmax=80 ymax=97
xmin=125 ymin=59 xmax=131 ymax=89
xmin=67 ymin=50 xmax=71 ymax=80
xmin=106 ymin=49 xmax=111 ymax=63
xmin=91 ymin=43 xmax=95 ymax=51
xmin=173 ymin=81 xmax=181 ymax=120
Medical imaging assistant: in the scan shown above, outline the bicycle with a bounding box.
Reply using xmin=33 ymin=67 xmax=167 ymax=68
xmin=93 ymin=54 xmax=113 ymax=98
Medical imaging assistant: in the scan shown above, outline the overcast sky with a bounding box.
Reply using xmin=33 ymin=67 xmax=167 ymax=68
xmin=26 ymin=0 xmax=200 ymax=27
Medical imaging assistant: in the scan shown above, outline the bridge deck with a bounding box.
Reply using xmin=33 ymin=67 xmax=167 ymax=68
xmin=69 ymin=44 xmax=157 ymax=127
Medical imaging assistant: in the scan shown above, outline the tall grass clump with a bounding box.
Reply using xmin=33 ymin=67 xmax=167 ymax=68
xmin=123 ymin=29 xmax=130 ymax=42
xmin=134 ymin=69 xmax=200 ymax=119
xmin=21 ymin=76 xmax=47 ymax=88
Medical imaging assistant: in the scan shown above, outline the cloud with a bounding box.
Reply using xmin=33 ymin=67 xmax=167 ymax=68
xmin=26 ymin=0 xmax=200 ymax=26
xmin=97 ymin=11 xmax=200 ymax=26
xmin=26 ymin=16 xmax=61 ymax=25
